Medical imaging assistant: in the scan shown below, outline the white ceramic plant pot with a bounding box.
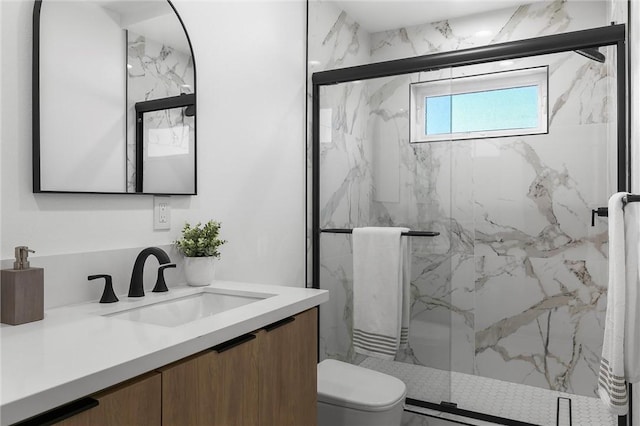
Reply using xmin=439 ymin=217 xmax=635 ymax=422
xmin=183 ymin=256 xmax=215 ymax=287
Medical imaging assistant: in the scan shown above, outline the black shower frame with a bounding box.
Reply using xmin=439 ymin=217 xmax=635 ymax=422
xmin=311 ymin=23 xmax=629 ymax=426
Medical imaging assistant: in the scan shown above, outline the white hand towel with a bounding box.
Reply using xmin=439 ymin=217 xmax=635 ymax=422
xmin=625 ymin=201 xmax=640 ymax=386
xmin=599 ymin=193 xmax=630 ymax=414
xmin=352 ymin=227 xmax=410 ymax=359
xmin=400 ymin=234 xmax=412 ymax=348
xmin=634 ymin=385 xmax=640 ymax=426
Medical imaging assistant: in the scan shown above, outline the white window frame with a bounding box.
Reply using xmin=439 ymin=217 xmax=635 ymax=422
xmin=409 ymin=66 xmax=549 ymax=143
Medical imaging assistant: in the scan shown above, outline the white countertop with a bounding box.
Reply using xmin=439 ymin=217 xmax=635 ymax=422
xmin=0 ymin=281 xmax=328 ymax=425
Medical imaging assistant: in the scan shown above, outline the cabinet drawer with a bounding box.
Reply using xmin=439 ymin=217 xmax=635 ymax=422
xmin=160 ymin=333 xmax=260 ymax=426
xmin=55 ymin=372 xmax=161 ymax=426
xmin=259 ymin=308 xmax=318 ymax=426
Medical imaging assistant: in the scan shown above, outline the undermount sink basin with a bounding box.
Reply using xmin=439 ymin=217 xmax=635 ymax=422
xmin=105 ymin=289 xmax=273 ymax=327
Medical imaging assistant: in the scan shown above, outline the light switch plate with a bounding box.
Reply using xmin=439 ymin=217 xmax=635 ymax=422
xmin=153 ymin=196 xmax=171 ymax=230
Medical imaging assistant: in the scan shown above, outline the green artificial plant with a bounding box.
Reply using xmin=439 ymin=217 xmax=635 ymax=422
xmin=175 ymin=220 xmax=226 ymax=258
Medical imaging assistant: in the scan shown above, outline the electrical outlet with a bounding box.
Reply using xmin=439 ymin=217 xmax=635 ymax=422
xmin=153 ymin=196 xmax=171 ymax=230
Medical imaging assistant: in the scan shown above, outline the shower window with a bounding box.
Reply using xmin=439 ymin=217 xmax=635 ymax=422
xmin=410 ymin=66 xmax=548 ymax=142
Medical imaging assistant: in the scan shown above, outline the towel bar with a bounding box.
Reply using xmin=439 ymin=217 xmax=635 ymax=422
xmin=623 ymin=194 xmax=640 ymax=204
xmin=320 ymin=228 xmax=439 ymax=237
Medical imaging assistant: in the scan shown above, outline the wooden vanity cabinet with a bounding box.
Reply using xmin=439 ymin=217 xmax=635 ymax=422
xmin=160 ymin=307 xmax=318 ymax=426
xmin=56 ymin=372 xmax=161 ymax=426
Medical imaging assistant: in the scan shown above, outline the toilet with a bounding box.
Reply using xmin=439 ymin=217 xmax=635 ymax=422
xmin=317 ymin=359 xmax=407 ymax=426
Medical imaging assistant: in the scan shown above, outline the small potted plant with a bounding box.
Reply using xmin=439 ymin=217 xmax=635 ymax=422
xmin=175 ymin=220 xmax=226 ymax=286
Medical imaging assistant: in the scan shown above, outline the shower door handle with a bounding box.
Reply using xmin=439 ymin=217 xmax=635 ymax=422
xmin=591 ymin=207 xmax=609 ymax=226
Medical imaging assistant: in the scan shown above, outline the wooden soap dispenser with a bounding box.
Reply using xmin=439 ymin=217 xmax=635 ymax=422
xmin=1 ymin=246 xmax=44 ymax=325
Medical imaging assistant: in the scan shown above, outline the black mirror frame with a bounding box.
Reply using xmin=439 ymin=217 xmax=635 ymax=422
xmin=32 ymin=0 xmax=197 ymax=195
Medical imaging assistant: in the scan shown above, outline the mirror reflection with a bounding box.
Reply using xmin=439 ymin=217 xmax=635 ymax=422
xmin=35 ymin=0 xmax=196 ymax=194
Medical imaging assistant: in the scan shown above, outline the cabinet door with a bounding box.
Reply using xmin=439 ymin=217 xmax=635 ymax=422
xmin=56 ymin=372 xmax=161 ymax=426
xmin=259 ymin=307 xmax=318 ymax=426
xmin=160 ymin=333 xmax=260 ymax=426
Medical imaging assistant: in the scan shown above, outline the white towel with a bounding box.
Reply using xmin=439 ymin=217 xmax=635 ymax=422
xmin=624 ymin=201 xmax=640 ymax=426
xmin=352 ymin=227 xmax=411 ymax=359
xmin=635 ymin=385 xmax=640 ymax=426
xmin=625 ymin=201 xmax=640 ymax=386
xmin=400 ymin=234 xmax=411 ymax=349
xmin=599 ymin=192 xmax=640 ymax=415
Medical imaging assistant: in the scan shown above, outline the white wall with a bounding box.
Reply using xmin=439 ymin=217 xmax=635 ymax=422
xmin=39 ymin=1 xmax=127 ymax=192
xmin=0 ymin=0 xmax=306 ymax=308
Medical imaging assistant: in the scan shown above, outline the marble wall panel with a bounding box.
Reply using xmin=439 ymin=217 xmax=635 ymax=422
xmin=369 ymin=1 xmax=607 ymax=63
xmin=307 ymin=1 xmax=371 ymax=72
xmin=472 ymin=133 xmax=610 ymax=260
xmin=469 ymin=125 xmax=610 ymax=397
xmin=318 ymin=233 xmax=357 ymax=363
xmin=474 ymin=254 xmax=608 ymax=396
xmin=319 ymin=82 xmax=373 ymax=229
xmin=307 ymin=2 xmax=372 ymax=285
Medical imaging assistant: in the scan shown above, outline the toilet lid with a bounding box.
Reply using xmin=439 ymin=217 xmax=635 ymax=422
xmin=317 ymin=359 xmax=407 ymax=412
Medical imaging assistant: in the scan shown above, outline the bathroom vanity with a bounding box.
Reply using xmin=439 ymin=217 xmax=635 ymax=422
xmin=0 ymin=281 xmax=328 ymax=425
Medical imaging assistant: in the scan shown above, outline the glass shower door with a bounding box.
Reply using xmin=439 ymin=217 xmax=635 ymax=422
xmin=316 ymin=70 xmax=454 ymax=409
xmin=445 ymin=46 xmax=618 ymax=425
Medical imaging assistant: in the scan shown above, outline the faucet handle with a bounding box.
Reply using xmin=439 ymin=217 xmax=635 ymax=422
xmin=152 ymin=264 xmax=176 ymax=293
xmin=88 ymin=274 xmax=119 ymax=303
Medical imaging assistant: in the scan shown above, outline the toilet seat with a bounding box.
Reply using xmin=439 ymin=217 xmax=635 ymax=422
xmin=317 ymin=359 xmax=407 ymax=412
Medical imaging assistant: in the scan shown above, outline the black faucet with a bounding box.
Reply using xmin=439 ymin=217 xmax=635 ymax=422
xmin=129 ymin=247 xmax=172 ymax=297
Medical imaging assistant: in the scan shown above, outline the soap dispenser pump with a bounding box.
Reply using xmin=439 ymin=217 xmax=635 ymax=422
xmin=1 ymin=246 xmax=44 ymax=325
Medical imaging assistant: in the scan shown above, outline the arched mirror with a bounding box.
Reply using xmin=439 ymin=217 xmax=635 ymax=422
xmin=33 ymin=0 xmax=196 ymax=194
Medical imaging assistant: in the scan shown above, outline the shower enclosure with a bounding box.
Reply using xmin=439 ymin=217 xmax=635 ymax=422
xmin=309 ymin=16 xmax=627 ymax=426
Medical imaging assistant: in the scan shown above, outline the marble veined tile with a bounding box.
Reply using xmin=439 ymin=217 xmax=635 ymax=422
xmin=398 ymin=253 xmax=476 ymax=373
xmin=319 ymin=82 xmax=373 ymax=229
xmin=307 ymin=1 xmax=371 ymax=71
xmin=472 ymin=131 xmax=610 ymax=260
xmin=475 ymin=255 xmax=607 ymax=396
xmin=549 ymin=55 xmax=615 ymax=127
xmin=369 ymin=1 xmax=607 ymax=63
xmin=318 ymin=233 xmax=356 ymax=363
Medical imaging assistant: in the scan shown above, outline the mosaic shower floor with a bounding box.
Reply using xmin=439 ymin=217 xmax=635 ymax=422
xmin=359 ymin=357 xmax=617 ymax=426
